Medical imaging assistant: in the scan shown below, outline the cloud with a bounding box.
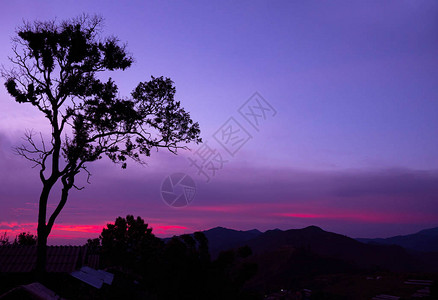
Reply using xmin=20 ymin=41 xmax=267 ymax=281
xmin=1 ymin=132 xmax=438 ymax=242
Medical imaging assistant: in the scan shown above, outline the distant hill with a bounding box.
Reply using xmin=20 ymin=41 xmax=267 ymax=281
xmin=243 ymin=226 xmax=419 ymax=271
xmin=208 ymin=225 xmax=437 ymax=293
xmin=198 ymin=225 xmax=430 ymax=269
xmin=201 ymin=227 xmax=262 ymax=258
xmin=166 ymin=225 xmax=438 ymax=295
xmin=172 ymin=225 xmax=437 ymax=275
xmin=357 ymin=227 xmax=438 ymax=252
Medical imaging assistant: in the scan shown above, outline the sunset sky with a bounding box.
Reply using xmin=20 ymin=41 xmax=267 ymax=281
xmin=1 ymin=1 xmax=438 ymax=245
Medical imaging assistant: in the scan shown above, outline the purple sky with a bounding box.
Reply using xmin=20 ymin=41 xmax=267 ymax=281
xmin=1 ymin=1 xmax=438 ymax=245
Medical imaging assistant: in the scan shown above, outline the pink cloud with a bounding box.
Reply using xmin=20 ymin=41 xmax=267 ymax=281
xmin=152 ymin=225 xmax=189 ymax=236
xmin=53 ymin=225 xmax=104 ymax=233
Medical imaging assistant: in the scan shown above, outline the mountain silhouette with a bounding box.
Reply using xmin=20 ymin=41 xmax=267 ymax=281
xmin=357 ymin=226 xmax=438 ymax=252
xmin=194 ymin=225 xmax=438 ymax=294
xmin=167 ymin=225 xmax=438 ymax=277
xmin=202 ymin=226 xmax=262 ymax=258
xmin=162 ymin=225 xmax=438 ymax=295
xmin=240 ymin=226 xmax=419 ymax=271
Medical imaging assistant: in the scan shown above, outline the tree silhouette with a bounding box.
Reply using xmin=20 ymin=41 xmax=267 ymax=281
xmin=0 ymin=232 xmax=10 ymax=246
xmin=1 ymin=15 xmax=201 ymax=275
xmin=99 ymin=215 xmax=163 ymax=268
xmin=14 ymin=232 xmax=37 ymax=246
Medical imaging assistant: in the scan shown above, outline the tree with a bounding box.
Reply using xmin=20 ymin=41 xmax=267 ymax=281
xmin=99 ymin=215 xmax=163 ymax=268
xmin=14 ymin=232 xmax=37 ymax=246
xmin=0 ymin=232 xmax=10 ymax=246
xmin=85 ymin=237 xmax=101 ymax=254
xmin=1 ymin=15 xmax=201 ymax=275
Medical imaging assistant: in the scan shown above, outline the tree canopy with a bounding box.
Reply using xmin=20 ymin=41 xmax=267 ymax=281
xmin=0 ymin=232 xmax=37 ymax=246
xmin=3 ymin=15 xmax=201 ymax=179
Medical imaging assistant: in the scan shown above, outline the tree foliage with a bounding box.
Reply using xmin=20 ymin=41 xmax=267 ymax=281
xmin=0 ymin=232 xmax=9 ymax=246
xmin=3 ymin=14 xmax=201 ymax=182
xmin=0 ymin=232 xmax=37 ymax=246
xmin=14 ymin=232 xmax=37 ymax=246
xmin=99 ymin=215 xmax=162 ymax=268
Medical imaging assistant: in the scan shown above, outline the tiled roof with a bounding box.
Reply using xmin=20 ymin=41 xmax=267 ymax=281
xmin=0 ymin=245 xmax=97 ymax=273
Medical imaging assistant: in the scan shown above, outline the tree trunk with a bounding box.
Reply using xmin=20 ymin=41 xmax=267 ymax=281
xmin=35 ymin=185 xmax=50 ymax=276
xmin=36 ymin=229 xmax=47 ymax=276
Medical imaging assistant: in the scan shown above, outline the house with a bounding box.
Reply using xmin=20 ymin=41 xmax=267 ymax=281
xmin=0 ymin=246 xmax=115 ymax=299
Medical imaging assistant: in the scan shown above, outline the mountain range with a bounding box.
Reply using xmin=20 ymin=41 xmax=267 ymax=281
xmin=202 ymin=225 xmax=438 ymax=256
xmin=196 ymin=225 xmax=438 ymax=294
xmin=356 ymin=227 xmax=438 ymax=253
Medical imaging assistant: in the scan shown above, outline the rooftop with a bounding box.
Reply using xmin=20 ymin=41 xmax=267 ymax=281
xmin=0 ymin=245 xmax=99 ymax=273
